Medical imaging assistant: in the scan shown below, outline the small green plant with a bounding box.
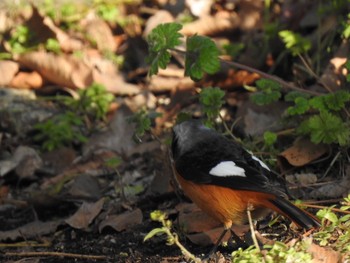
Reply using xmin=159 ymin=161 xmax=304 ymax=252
xmin=313 ymin=195 xmax=350 ymax=257
xmin=251 ymin=78 xmax=350 ymax=146
xmin=34 ymin=111 xmax=87 ymax=151
xmin=279 ymin=30 xmax=311 ymax=56
xmin=8 ymin=25 xmax=32 ymax=54
xmin=146 ymin=22 xmax=220 ymax=81
xmin=231 ymin=240 xmax=313 ymax=263
xmin=128 ymin=109 xmax=162 ymax=141
xmin=64 ymin=82 xmax=115 ymax=121
xmin=199 ymin=87 xmax=225 ymax=126
xmin=96 ymin=3 xmax=120 ymax=23
xmin=35 ymin=83 xmax=114 ymax=151
xmin=45 ymin=38 xmax=61 ymax=54
xmin=144 ymin=210 xmax=201 ymax=263
xmin=250 ymin=79 xmax=282 ymax=105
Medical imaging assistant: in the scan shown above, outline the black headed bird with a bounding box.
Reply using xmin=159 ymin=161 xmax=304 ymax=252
xmin=171 ymin=120 xmax=320 ymax=252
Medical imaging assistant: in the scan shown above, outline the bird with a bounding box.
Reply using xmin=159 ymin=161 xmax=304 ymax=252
xmin=171 ymin=119 xmax=320 ymax=253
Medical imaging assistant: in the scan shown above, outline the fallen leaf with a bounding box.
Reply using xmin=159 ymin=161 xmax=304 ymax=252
xmin=99 ymin=208 xmax=143 ymax=232
xmin=307 ymin=242 xmax=342 ymax=263
xmin=186 ymin=226 xmax=231 ymax=246
xmin=67 ymin=174 xmax=102 ymax=200
xmin=43 ymin=16 xmax=83 ymax=53
xmin=236 ymin=101 xmax=288 ymax=136
xmin=10 ymin=71 xmax=44 ymax=89
xmin=280 ymin=138 xmax=328 ymax=167
xmin=0 ymin=60 xmax=19 ymax=86
xmin=82 ymin=104 xmax=137 ymax=158
xmin=0 ymin=220 xmax=62 ymax=241
xmin=310 ymin=177 xmax=350 ymax=199
xmin=181 ymin=11 xmax=240 ymax=36
xmin=92 ymin=68 xmax=140 ymax=95
xmin=41 ymin=147 xmax=76 ymax=174
xmin=285 ymin=173 xmax=318 ymax=186
xmin=17 ymin=51 xmax=93 ymax=89
xmin=83 ymin=17 xmax=117 ymax=52
xmin=65 ymin=198 xmax=105 ymax=229
xmin=177 ymin=203 xmax=221 ymax=233
xmin=0 ymin=146 xmax=42 ymax=178
xmin=143 ymin=10 xmax=174 ymax=37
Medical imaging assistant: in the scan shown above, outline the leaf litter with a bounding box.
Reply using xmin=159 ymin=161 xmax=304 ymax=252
xmin=0 ymin=1 xmax=349 ymax=262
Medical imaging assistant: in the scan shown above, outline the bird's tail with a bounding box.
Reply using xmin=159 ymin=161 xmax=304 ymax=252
xmin=269 ymin=198 xmax=320 ymax=229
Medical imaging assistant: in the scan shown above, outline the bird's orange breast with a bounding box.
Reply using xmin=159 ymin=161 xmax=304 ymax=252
xmin=176 ymin=173 xmax=276 ymax=228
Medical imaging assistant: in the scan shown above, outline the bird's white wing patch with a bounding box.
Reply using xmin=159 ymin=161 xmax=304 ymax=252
xmin=251 ymin=155 xmax=270 ymax=171
xmin=209 ymin=161 xmax=246 ymax=177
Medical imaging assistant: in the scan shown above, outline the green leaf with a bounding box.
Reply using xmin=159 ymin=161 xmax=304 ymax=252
xmin=263 ymin=131 xmax=277 ymax=146
xmin=284 ymin=91 xmax=311 ymax=102
xmin=346 ymin=60 xmax=350 ymax=82
xmin=287 ymin=97 xmax=310 ymax=115
xmin=199 ymin=87 xmax=225 ymax=123
xmin=279 ymin=30 xmax=311 ymax=56
xmin=143 ymin=227 xmax=166 ymax=242
xmin=251 ymin=79 xmax=281 ymax=105
xmin=146 ymin=23 xmax=183 ymax=76
xmin=309 ymin=96 xmax=326 ymax=111
xmin=323 ymin=90 xmax=350 ymax=111
xmin=317 ymin=208 xmax=338 ymax=224
xmin=310 ymin=90 xmax=350 ymax=112
xmin=298 ymin=111 xmax=350 ymax=145
xmin=185 ymin=35 xmax=220 ymax=81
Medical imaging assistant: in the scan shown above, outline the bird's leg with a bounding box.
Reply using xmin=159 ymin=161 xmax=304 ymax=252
xmin=204 ymin=227 xmax=228 ymax=260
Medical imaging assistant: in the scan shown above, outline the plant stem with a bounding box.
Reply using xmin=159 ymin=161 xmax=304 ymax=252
xmin=161 ymin=218 xmax=201 ymax=263
xmin=171 ymin=48 xmax=323 ymax=96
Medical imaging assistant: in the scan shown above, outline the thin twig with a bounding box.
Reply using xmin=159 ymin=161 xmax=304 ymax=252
xmin=298 ymin=203 xmax=350 ymax=215
xmin=172 ymin=47 xmax=323 ymax=96
xmin=247 ymin=204 xmax=261 ymax=253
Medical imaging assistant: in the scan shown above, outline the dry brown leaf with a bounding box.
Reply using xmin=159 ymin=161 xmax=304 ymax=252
xmin=0 ymin=60 xmax=19 ymax=86
xmin=41 ymin=147 xmax=76 ymax=174
xmin=177 ymin=203 xmax=221 ymax=233
xmin=10 ymin=71 xmax=44 ymax=89
xmin=311 ymin=177 xmax=350 ymax=199
xmin=307 ymin=242 xmax=342 ymax=263
xmin=0 ymin=146 xmax=42 ymax=178
xmin=0 ymin=220 xmax=62 ymax=241
xmin=186 ymin=227 xmax=230 ymax=246
xmin=17 ymin=51 xmax=93 ymax=89
xmin=181 ymin=11 xmax=240 ymax=36
xmin=143 ymin=10 xmax=174 ymax=37
xmin=82 ymin=104 xmax=137 ymax=158
xmin=286 ymin=173 xmax=318 ymax=186
xmin=43 ymin=16 xmax=83 ymax=53
xmin=65 ymin=198 xmax=105 ymax=229
xmin=68 ymin=175 xmax=102 ymax=200
xmin=205 ymin=69 xmax=260 ymax=90
xmin=92 ymin=68 xmax=140 ymax=95
xmin=40 ymin=152 xmax=111 ymax=189
xmin=280 ymin=138 xmax=328 ymax=167
xmin=83 ymin=17 xmax=117 ymax=52
xmin=99 ymin=208 xmax=143 ymax=232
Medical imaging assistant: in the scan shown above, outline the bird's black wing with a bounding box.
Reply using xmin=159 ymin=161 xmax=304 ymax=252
xmin=174 ymin=133 xmax=286 ymax=197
